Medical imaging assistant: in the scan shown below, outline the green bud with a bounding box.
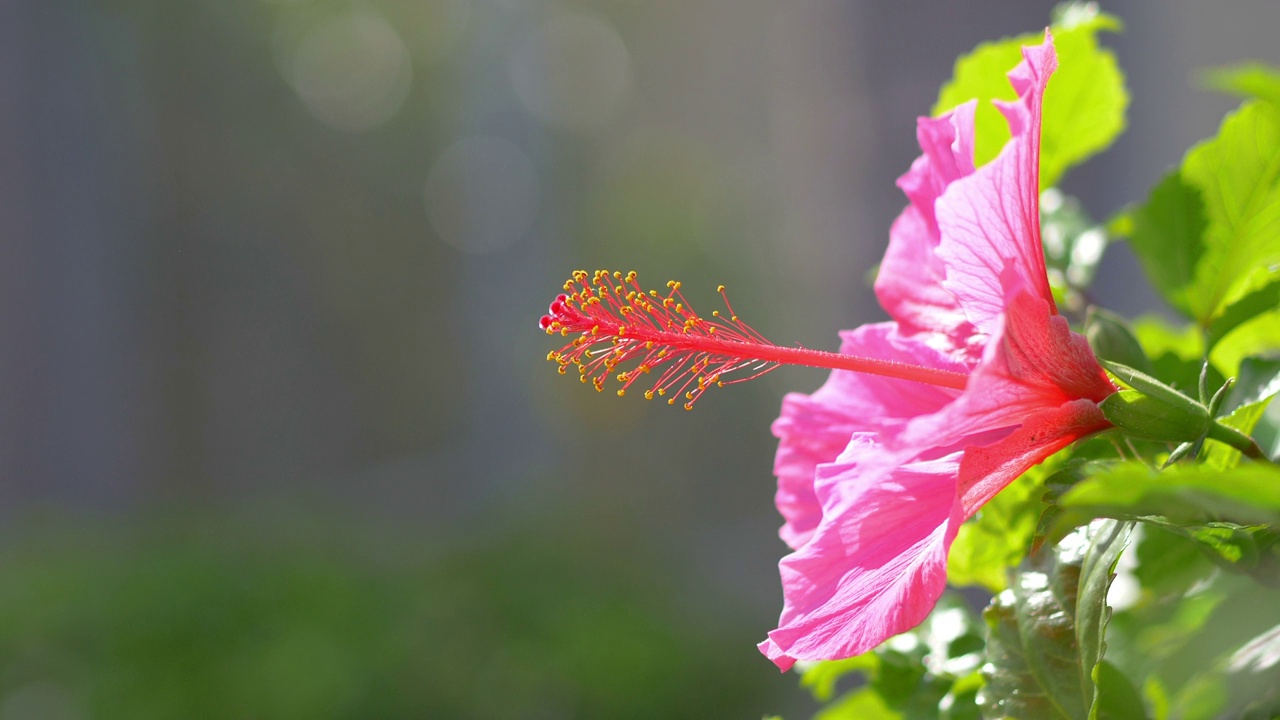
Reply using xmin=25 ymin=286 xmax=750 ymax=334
xmin=1085 ymin=307 xmax=1152 ymax=374
xmin=1100 ymin=389 xmax=1210 ymax=443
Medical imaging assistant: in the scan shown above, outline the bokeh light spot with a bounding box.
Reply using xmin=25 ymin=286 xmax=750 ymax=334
xmin=285 ymin=10 xmax=412 ymax=132
xmin=509 ymin=13 xmax=631 ymax=131
xmin=424 ymin=137 xmax=540 ymax=255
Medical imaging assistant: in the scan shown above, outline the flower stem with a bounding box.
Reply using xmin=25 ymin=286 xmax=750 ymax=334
xmin=1206 ymin=420 xmax=1271 ymax=462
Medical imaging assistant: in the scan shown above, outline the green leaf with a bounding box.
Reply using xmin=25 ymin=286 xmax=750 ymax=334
xmin=933 ymin=5 xmax=1127 ymax=188
xmin=1206 ymin=277 xmax=1280 ymax=347
xmin=1091 ymin=660 xmax=1149 ymax=720
xmin=979 ymin=520 xmax=1132 ymax=719
xmin=1182 ymin=100 xmax=1280 ymax=327
xmin=813 ymin=687 xmax=901 ymax=720
xmin=1057 ymin=461 xmax=1280 ymax=528
xmin=1079 ymin=521 xmax=1134 ymax=708
xmin=800 ymin=655 xmax=878 ymax=703
xmin=1202 ymin=62 xmax=1280 ymax=107
xmin=1210 ymin=309 xmax=1280 ymax=379
xmin=1127 ymin=172 xmax=1208 ymax=317
xmin=1126 ymin=100 xmax=1280 ymax=336
xmin=1225 ymin=356 xmax=1280 ymax=412
xmin=802 ymin=594 xmax=984 ymax=719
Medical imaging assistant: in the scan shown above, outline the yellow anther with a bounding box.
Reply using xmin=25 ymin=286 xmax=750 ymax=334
xmin=644 ymin=390 xmax=654 ymax=400
xmin=712 ymin=310 xmax=720 ymax=317
xmin=557 ymin=366 xmax=567 ymax=375
xmin=717 ymin=285 xmax=725 ymax=293
xmin=675 ymin=304 xmax=683 ymax=313
xmin=591 ymin=325 xmax=600 ymax=335
xmin=626 ymin=271 xmax=637 ymax=281
xmin=667 ymin=398 xmax=676 ymax=405
xmin=708 ymin=326 xmax=716 ymax=334
xmin=613 ymin=271 xmax=622 ymax=279
xmin=617 ymin=389 xmax=626 ymax=397
xmin=638 ymin=364 xmax=651 ymax=374
xmin=657 ymin=388 xmax=666 ymax=396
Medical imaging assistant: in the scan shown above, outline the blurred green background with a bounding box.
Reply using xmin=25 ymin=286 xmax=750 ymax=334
xmin=1 ymin=0 xmax=1278 ymax=717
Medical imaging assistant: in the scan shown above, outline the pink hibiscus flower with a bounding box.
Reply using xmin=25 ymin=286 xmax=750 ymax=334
xmin=539 ymin=30 xmax=1117 ymax=672
xmin=761 ymin=31 xmax=1116 ymax=670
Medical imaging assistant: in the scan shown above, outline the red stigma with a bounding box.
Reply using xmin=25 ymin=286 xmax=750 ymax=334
xmin=540 ymin=270 xmax=778 ymax=409
xmin=540 ymin=270 xmax=970 ymax=409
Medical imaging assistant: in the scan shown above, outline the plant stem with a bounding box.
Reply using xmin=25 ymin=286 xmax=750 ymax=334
xmin=1207 ymin=421 xmax=1271 ymax=461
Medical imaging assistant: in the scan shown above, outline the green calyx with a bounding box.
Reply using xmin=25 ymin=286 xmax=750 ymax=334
xmin=1099 ymin=389 xmax=1210 ymax=443
xmin=1098 ymin=359 xmax=1267 ymax=460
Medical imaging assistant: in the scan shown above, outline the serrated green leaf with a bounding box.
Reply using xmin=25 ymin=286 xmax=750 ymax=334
xmin=1202 ymin=62 xmax=1280 ymax=107
xmin=933 ymin=6 xmax=1126 ymax=188
xmin=1127 ymin=100 xmax=1280 ymax=336
xmin=1091 ymin=660 xmax=1149 ymax=720
xmin=979 ymin=521 xmax=1131 ymax=720
xmin=1182 ymin=100 xmax=1280 ymax=324
xmin=1078 ymin=522 xmax=1132 ymax=673
xmin=1127 ymin=172 xmax=1208 ymax=317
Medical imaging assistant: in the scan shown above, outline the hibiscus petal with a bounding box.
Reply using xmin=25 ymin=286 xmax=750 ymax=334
xmin=761 ymin=447 xmax=965 ymax=670
xmin=936 ymin=30 xmax=1057 ymax=334
xmin=899 ymin=281 xmax=1113 ymax=455
xmin=958 ymin=398 xmax=1109 ymax=516
xmin=877 ymin=104 xmax=982 ymax=347
xmin=772 ymin=323 xmax=964 ymax=548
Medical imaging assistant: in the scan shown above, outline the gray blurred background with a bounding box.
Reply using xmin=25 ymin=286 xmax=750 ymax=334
xmin=0 ymin=0 xmax=1275 ymax=717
